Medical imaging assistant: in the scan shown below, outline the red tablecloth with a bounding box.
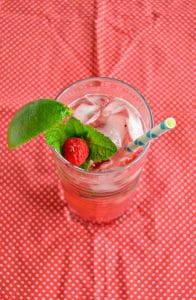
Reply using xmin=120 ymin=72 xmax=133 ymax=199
xmin=0 ymin=1 xmax=194 ymax=299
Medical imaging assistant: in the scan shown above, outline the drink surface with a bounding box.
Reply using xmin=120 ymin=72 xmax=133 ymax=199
xmin=70 ymin=95 xmax=145 ymax=171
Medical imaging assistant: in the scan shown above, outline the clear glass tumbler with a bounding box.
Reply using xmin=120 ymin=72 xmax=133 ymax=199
xmin=52 ymin=78 xmax=153 ymax=223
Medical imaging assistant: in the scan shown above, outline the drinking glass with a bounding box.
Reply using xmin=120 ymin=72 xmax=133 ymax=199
xmin=52 ymin=77 xmax=153 ymax=223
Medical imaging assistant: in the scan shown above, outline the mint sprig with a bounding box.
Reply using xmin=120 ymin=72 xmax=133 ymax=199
xmin=7 ymin=98 xmax=118 ymax=170
xmin=45 ymin=117 xmax=118 ymax=166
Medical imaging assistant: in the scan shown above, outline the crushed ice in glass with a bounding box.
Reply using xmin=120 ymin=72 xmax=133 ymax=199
xmin=70 ymin=95 xmax=145 ymax=170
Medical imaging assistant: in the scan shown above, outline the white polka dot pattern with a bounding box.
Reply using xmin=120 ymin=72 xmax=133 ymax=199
xmin=0 ymin=0 xmax=194 ymax=299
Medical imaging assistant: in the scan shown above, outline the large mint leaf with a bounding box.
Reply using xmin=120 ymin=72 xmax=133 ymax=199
xmin=85 ymin=125 xmax=118 ymax=162
xmin=7 ymin=99 xmax=72 ymax=149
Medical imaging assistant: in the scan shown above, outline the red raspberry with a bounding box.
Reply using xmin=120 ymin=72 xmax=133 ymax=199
xmin=62 ymin=137 xmax=89 ymax=166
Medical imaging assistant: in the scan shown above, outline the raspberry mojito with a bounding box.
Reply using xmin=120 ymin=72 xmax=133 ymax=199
xmin=8 ymin=78 xmax=153 ymax=223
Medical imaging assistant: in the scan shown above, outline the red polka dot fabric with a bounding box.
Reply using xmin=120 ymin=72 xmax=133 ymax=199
xmin=0 ymin=1 xmax=194 ymax=299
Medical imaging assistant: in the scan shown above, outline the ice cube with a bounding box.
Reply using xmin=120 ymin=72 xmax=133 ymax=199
xmin=103 ymin=98 xmax=127 ymax=117
xmin=86 ymin=110 xmax=100 ymax=125
xmin=108 ymin=114 xmax=127 ymax=140
xmin=85 ymin=94 xmax=110 ymax=107
xmin=103 ymin=98 xmax=144 ymax=140
xmin=97 ymin=124 xmax=122 ymax=148
xmin=73 ymin=103 xmax=99 ymax=124
xmin=127 ymin=111 xmax=144 ymax=140
xmin=97 ymin=114 xmax=127 ymax=148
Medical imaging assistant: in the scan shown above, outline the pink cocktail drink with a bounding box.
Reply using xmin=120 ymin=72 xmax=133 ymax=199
xmin=53 ymin=78 xmax=153 ymax=223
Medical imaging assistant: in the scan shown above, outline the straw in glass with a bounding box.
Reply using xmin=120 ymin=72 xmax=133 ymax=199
xmin=125 ymin=117 xmax=176 ymax=152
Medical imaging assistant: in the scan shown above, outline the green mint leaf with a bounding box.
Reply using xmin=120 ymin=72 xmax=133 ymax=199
xmin=62 ymin=117 xmax=118 ymax=163
xmin=45 ymin=122 xmax=68 ymax=154
xmin=80 ymin=157 xmax=91 ymax=170
xmin=7 ymin=99 xmax=73 ymax=149
xmin=63 ymin=117 xmax=87 ymax=139
xmin=85 ymin=125 xmax=118 ymax=162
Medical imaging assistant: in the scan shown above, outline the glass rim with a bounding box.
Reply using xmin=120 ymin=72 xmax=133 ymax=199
xmin=52 ymin=76 xmax=154 ymax=175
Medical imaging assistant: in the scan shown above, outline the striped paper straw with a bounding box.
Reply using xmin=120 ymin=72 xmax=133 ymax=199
xmin=125 ymin=117 xmax=176 ymax=153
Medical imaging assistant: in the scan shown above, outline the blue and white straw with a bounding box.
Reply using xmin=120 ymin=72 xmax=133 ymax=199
xmin=125 ymin=117 xmax=176 ymax=153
